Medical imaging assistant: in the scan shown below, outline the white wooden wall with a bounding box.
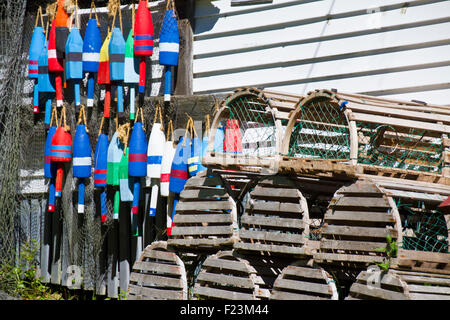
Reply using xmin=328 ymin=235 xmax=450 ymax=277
xmin=193 ymin=0 xmax=450 ymax=105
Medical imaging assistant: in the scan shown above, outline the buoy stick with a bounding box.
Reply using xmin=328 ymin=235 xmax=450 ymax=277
xmin=100 ymin=188 xmax=107 ymax=222
xmin=44 ymin=95 xmax=52 ymax=125
xmin=87 ymin=74 xmax=95 ymax=107
xmin=33 ymin=79 xmax=39 ymax=113
xmin=55 ymin=73 xmax=63 ymax=107
xmin=78 ymin=179 xmax=85 ymax=213
xmin=48 ymin=177 xmax=56 ymax=212
xmin=104 ymin=84 xmax=111 ymax=118
xmin=55 ymin=163 xmax=63 ymax=197
xmin=132 ymin=178 xmax=140 ymax=214
xmin=129 ymin=85 xmax=136 ymax=120
xmin=164 ymin=66 xmax=171 ymax=102
xmin=117 ymin=83 xmax=124 ymax=117
xmin=113 ymin=190 xmax=120 ymax=220
xmin=148 ymin=179 xmax=158 ymax=216
xmin=138 ymin=56 xmax=146 ymax=94
xmin=74 ymin=80 xmax=81 ymax=112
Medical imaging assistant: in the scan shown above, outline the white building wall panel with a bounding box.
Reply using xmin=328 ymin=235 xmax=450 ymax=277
xmin=193 ymin=0 xmax=450 ymax=105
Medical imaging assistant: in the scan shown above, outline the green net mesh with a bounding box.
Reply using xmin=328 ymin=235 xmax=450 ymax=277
xmin=356 ymin=122 xmax=443 ymax=173
xmin=396 ymin=199 xmax=449 ymax=253
xmin=288 ymin=99 xmax=350 ymax=160
xmin=222 ymin=94 xmax=277 ymax=157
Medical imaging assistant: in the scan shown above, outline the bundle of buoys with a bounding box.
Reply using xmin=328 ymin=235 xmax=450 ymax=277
xmin=94 ymin=117 xmax=109 ymax=222
xmin=49 ymin=106 xmax=72 ymax=198
xmin=124 ymin=2 xmax=139 ymax=120
xmin=133 ymin=0 xmax=154 ymax=94
xmin=159 ymin=0 xmax=179 ymax=102
xmin=29 ymin=6 xmax=46 ymax=114
xmin=129 ymin=107 xmax=147 ymax=233
xmin=38 ymin=22 xmax=56 ymax=126
xmin=82 ymin=1 xmax=102 ymax=108
xmin=98 ymin=29 xmax=112 ymax=118
xmin=109 ymin=4 xmax=126 ymax=118
xmin=65 ymin=6 xmax=83 ymax=113
xmin=44 ymin=108 xmax=58 ymax=212
xmin=146 ymin=104 xmax=166 ymax=216
xmin=73 ymin=106 xmax=91 ymax=214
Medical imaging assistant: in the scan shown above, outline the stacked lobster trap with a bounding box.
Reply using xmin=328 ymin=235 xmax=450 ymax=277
xmin=128 ymin=87 xmax=449 ymax=300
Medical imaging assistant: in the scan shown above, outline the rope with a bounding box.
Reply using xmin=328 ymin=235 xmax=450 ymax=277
xmin=59 ymin=105 xmax=70 ymax=131
xmin=98 ymin=116 xmax=105 ymax=137
xmin=35 ymin=6 xmax=44 ymax=28
xmin=49 ymin=106 xmax=59 ymax=127
xmin=182 ymin=117 xmax=193 ymax=147
xmin=134 ymin=107 xmax=145 ymax=131
xmin=89 ymin=0 xmax=100 ymax=26
xmin=166 ymin=119 xmax=173 ymax=141
xmin=131 ymin=1 xmax=135 ymax=36
xmin=153 ymin=102 xmax=164 ymax=130
xmin=76 ymin=105 xmax=89 ymax=132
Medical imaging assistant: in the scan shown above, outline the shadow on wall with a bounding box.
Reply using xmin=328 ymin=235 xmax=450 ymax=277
xmin=193 ymin=1 xmax=220 ymax=35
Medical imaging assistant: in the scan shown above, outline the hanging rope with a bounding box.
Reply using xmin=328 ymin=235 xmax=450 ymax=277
xmin=89 ymin=0 xmax=100 ymax=26
xmin=35 ymin=6 xmax=44 ymax=28
xmin=98 ymin=116 xmax=105 ymax=137
xmin=76 ymin=105 xmax=89 ymax=132
xmin=166 ymin=119 xmax=174 ymax=141
xmin=153 ymin=102 xmax=164 ymax=131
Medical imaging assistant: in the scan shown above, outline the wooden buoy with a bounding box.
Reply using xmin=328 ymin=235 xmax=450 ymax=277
xmin=159 ymin=1 xmax=179 ymax=102
xmin=109 ymin=26 xmax=125 ymax=118
xmin=160 ymin=120 xmax=175 ymax=197
xmin=38 ymin=39 xmax=56 ymax=125
xmin=82 ymin=3 xmax=102 ymax=107
xmin=44 ymin=112 xmax=57 ymax=212
xmin=98 ymin=30 xmax=112 ymax=118
xmin=65 ymin=24 xmax=83 ymax=112
xmin=29 ymin=7 xmax=46 ymax=113
xmin=94 ymin=127 xmax=109 ymax=222
xmin=73 ymin=108 xmax=91 ymax=214
xmin=48 ymin=19 xmax=64 ymax=108
xmin=214 ymin=124 xmax=225 ymax=153
xmin=169 ymin=135 xmax=190 ymax=194
xmin=133 ymin=0 xmax=153 ymax=94
xmin=224 ymin=119 xmax=242 ymax=153
xmin=119 ymin=124 xmax=133 ymax=202
xmin=124 ymin=30 xmax=139 ymax=120
xmin=107 ymin=131 xmax=124 ymax=220
xmin=54 ymin=0 xmax=69 ymax=55
xmin=50 ymin=108 xmax=72 ymax=198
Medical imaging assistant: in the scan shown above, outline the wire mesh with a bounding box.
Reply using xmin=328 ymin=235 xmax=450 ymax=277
xmin=288 ymin=99 xmax=350 ymax=160
xmin=220 ymin=94 xmax=277 ymax=157
xmin=396 ymin=199 xmax=449 ymax=253
xmin=356 ymin=122 xmax=443 ymax=173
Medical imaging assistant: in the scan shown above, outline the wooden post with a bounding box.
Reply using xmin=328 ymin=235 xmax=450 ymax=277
xmin=441 ymin=122 xmax=450 ymax=177
xmin=40 ymin=198 xmax=51 ymax=283
xmin=118 ymin=201 xmax=131 ymax=295
xmin=174 ymin=19 xmax=193 ymax=96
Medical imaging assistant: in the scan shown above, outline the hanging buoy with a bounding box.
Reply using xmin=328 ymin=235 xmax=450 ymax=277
xmin=82 ymin=2 xmax=102 ymax=108
xmin=214 ymin=124 xmax=225 ymax=153
xmin=160 ymin=120 xmax=175 ymax=197
xmin=119 ymin=123 xmax=133 ymax=202
xmin=169 ymin=122 xmax=191 ymax=194
xmin=29 ymin=6 xmax=46 ymax=113
xmin=187 ymin=118 xmax=202 ymax=177
xmin=98 ymin=30 xmax=112 ymax=118
xmin=107 ymin=131 xmax=124 ymax=220
xmin=224 ymin=119 xmax=242 ymax=153
xmin=65 ymin=22 xmax=83 ymax=113
xmin=44 ymin=108 xmax=58 ymax=212
xmin=94 ymin=117 xmax=109 ymax=222
xmin=134 ymin=0 xmax=153 ymax=94
xmin=129 ymin=108 xmax=147 ymax=216
xmin=48 ymin=19 xmax=64 ymax=108
xmin=38 ymin=38 xmax=56 ymax=125
xmin=55 ymin=0 xmax=69 ymax=55
xmin=50 ymin=107 xmax=72 ymax=198
xmin=109 ymin=26 xmax=126 ymax=118
xmin=124 ymin=30 xmax=139 ymax=120
xmin=73 ymin=107 xmax=91 ymax=214
xmin=146 ymin=105 xmax=165 ymax=216
xmin=159 ymin=0 xmax=179 ymax=102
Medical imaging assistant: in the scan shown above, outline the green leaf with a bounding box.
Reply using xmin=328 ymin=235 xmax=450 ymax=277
xmin=374 ymin=247 xmax=386 ymax=252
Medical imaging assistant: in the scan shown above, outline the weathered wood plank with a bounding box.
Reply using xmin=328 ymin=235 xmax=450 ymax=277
xmin=396 ymin=250 xmax=450 ymax=265
xmin=241 ymin=215 xmax=304 ymax=229
xmin=407 ymin=284 xmax=450 ymax=295
xmin=314 ymin=252 xmax=386 ymax=263
xmin=175 ymin=200 xmax=232 ymax=212
xmin=329 ymin=196 xmax=390 ymax=209
xmin=132 ymin=261 xmax=182 ymax=276
xmin=251 ymin=186 xmax=301 ymax=199
xmin=196 ymin=272 xmax=254 ymax=289
xmin=409 ymin=292 xmax=450 ymax=300
xmin=322 ymin=225 xmax=397 ymax=239
xmin=180 ymin=188 xmax=229 ymax=200
xmin=324 ymin=210 xmax=395 ymax=223
xmin=130 ymin=273 xmax=184 ymax=289
xmin=193 ymin=285 xmax=254 ymax=300
xmin=185 ymin=176 xmax=223 ymax=187
xmin=234 ymin=242 xmax=306 ymax=255
xmin=128 ymin=284 xmax=184 ymax=299
xmin=202 ymin=258 xmax=250 ymax=274
xmin=320 ymin=239 xmax=388 ymax=252
xmin=171 ymin=225 xmax=233 ymax=236
xmin=173 ymin=214 xmax=233 ymax=224
xmin=350 ymin=282 xmax=407 ymax=300
xmin=281 ymin=266 xmax=327 ymax=280
xmin=337 ymin=183 xmax=381 ymax=195
xmin=397 ymin=274 xmax=450 ymax=286
xmin=240 ymin=229 xmax=304 ymax=244
xmin=167 ymin=237 xmax=236 ymax=248
xmin=142 ymin=250 xmax=178 ymax=263
xmin=356 ymin=271 xmax=405 ymax=288
xmin=273 ymin=278 xmax=332 ymax=296
xmin=247 ymin=200 xmax=303 ymax=214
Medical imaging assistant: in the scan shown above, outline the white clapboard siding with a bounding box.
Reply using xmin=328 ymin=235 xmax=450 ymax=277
xmin=193 ymin=0 xmax=450 ymax=104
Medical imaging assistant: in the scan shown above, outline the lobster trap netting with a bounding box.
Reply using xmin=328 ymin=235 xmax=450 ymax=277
xmin=288 ymin=99 xmax=350 ymax=160
xmin=356 ymin=122 xmax=443 ymax=173
xmin=218 ymin=93 xmax=278 ymax=157
xmin=396 ymin=198 xmax=449 ymax=253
